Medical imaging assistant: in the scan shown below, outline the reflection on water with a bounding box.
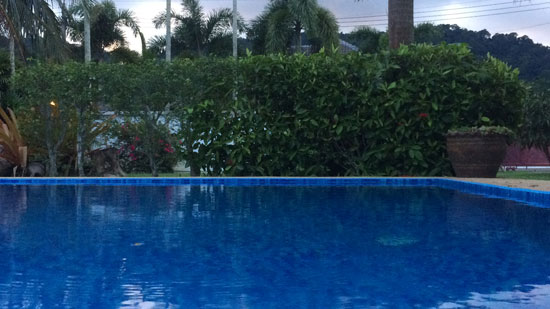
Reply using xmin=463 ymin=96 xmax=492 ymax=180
xmin=0 ymin=185 xmax=549 ymax=308
xmin=439 ymin=283 xmax=550 ymax=308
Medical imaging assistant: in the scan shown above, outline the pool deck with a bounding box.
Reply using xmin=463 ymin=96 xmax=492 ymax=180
xmin=455 ymin=178 xmax=550 ymax=192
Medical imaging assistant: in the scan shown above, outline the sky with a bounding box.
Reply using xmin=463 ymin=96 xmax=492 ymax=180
xmin=109 ymin=0 xmax=550 ymax=52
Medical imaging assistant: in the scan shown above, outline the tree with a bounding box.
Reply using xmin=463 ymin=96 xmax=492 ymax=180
xmin=340 ymin=26 xmax=383 ymax=53
xmin=151 ymin=0 xmax=245 ymax=58
xmin=69 ymin=0 xmax=142 ymax=61
xmin=248 ymin=0 xmax=339 ymax=54
xmin=13 ymin=64 xmax=73 ymax=176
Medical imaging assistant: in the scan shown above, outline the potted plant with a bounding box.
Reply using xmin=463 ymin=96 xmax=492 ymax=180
xmin=446 ymin=126 xmax=514 ymax=178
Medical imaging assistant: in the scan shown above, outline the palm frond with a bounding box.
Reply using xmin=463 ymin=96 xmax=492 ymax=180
xmin=266 ymin=7 xmax=293 ymax=53
xmin=147 ymin=34 xmax=166 ymax=54
xmin=182 ymin=0 xmax=203 ymax=21
xmin=117 ymin=9 xmax=140 ymax=37
xmin=152 ymin=10 xmax=183 ymax=29
xmin=0 ymin=108 xmax=27 ymax=168
xmin=312 ymin=7 xmax=339 ymax=49
xmin=204 ymin=8 xmax=232 ymax=39
xmin=288 ymin=0 xmax=318 ymax=31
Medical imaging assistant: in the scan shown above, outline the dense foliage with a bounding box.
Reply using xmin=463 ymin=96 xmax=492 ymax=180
xmin=11 ymin=44 xmax=526 ymax=176
xmin=521 ymin=91 xmax=550 ymax=163
xmin=217 ymin=44 xmax=525 ymax=176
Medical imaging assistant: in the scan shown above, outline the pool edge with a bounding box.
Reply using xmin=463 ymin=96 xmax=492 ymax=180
xmin=0 ymin=177 xmax=548 ymax=207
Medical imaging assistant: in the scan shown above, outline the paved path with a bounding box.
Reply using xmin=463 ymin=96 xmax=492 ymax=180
xmin=456 ymin=178 xmax=550 ymax=192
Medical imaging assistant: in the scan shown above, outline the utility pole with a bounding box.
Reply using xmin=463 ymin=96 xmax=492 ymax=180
xmin=166 ymin=0 xmax=172 ymax=62
xmin=232 ymin=0 xmax=237 ymax=59
xmin=83 ymin=0 xmax=91 ymax=62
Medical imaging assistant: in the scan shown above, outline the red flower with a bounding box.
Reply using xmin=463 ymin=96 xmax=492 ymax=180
xmin=178 ymin=140 xmax=183 ymax=145
xmin=159 ymin=139 xmax=164 ymax=144
xmin=134 ymin=136 xmax=140 ymax=142
xmin=130 ymin=144 xmax=136 ymax=151
xmin=419 ymin=113 xmax=429 ymax=118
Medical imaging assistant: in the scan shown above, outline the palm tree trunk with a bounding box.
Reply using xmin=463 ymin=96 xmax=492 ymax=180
xmin=295 ymin=22 xmax=302 ymax=53
xmin=388 ymin=0 xmax=414 ymax=49
xmin=9 ymin=35 xmax=15 ymax=76
xmin=232 ymin=0 xmax=238 ymax=58
xmin=166 ymin=0 xmax=172 ymax=61
xmin=139 ymin=32 xmax=147 ymax=56
xmin=61 ymin=0 xmax=67 ymax=42
xmin=83 ymin=0 xmax=91 ymax=62
xmin=195 ymin=30 xmax=202 ymax=56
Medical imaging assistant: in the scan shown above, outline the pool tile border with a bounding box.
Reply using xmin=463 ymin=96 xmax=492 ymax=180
xmin=0 ymin=177 xmax=549 ymax=208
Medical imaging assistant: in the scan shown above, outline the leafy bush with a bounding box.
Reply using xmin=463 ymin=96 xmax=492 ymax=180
xmin=521 ymin=89 xmax=550 ymax=162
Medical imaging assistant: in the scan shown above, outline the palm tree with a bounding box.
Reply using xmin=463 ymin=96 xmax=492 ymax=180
xmin=388 ymin=0 xmax=413 ymax=49
xmin=68 ymin=0 xmax=142 ymax=61
xmin=152 ymin=0 xmax=245 ymax=58
xmin=0 ymin=0 xmax=66 ymax=74
xmin=248 ymin=0 xmax=339 ymax=54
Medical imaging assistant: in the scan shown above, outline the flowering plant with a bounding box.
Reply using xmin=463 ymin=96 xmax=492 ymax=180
xmin=112 ymin=121 xmax=181 ymax=173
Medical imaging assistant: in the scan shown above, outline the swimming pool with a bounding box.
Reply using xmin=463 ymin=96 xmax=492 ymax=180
xmin=0 ymin=178 xmax=549 ymax=308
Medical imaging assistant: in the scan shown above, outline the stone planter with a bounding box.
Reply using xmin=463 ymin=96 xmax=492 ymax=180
xmin=446 ymin=134 xmax=508 ymax=178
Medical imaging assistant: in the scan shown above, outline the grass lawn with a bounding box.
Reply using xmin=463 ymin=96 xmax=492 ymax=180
xmin=497 ymin=170 xmax=550 ymax=181
xmin=127 ymin=172 xmax=190 ymax=177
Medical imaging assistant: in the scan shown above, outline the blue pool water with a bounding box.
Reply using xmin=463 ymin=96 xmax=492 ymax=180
xmin=1 ymin=185 xmax=550 ymax=308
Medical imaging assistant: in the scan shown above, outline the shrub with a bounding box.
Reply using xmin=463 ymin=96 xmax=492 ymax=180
xmin=521 ymin=89 xmax=550 ymax=163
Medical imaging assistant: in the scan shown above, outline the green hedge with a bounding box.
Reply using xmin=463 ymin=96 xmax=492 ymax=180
xmin=12 ymin=44 xmax=526 ymax=176
xmin=191 ymin=44 xmax=525 ymax=176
